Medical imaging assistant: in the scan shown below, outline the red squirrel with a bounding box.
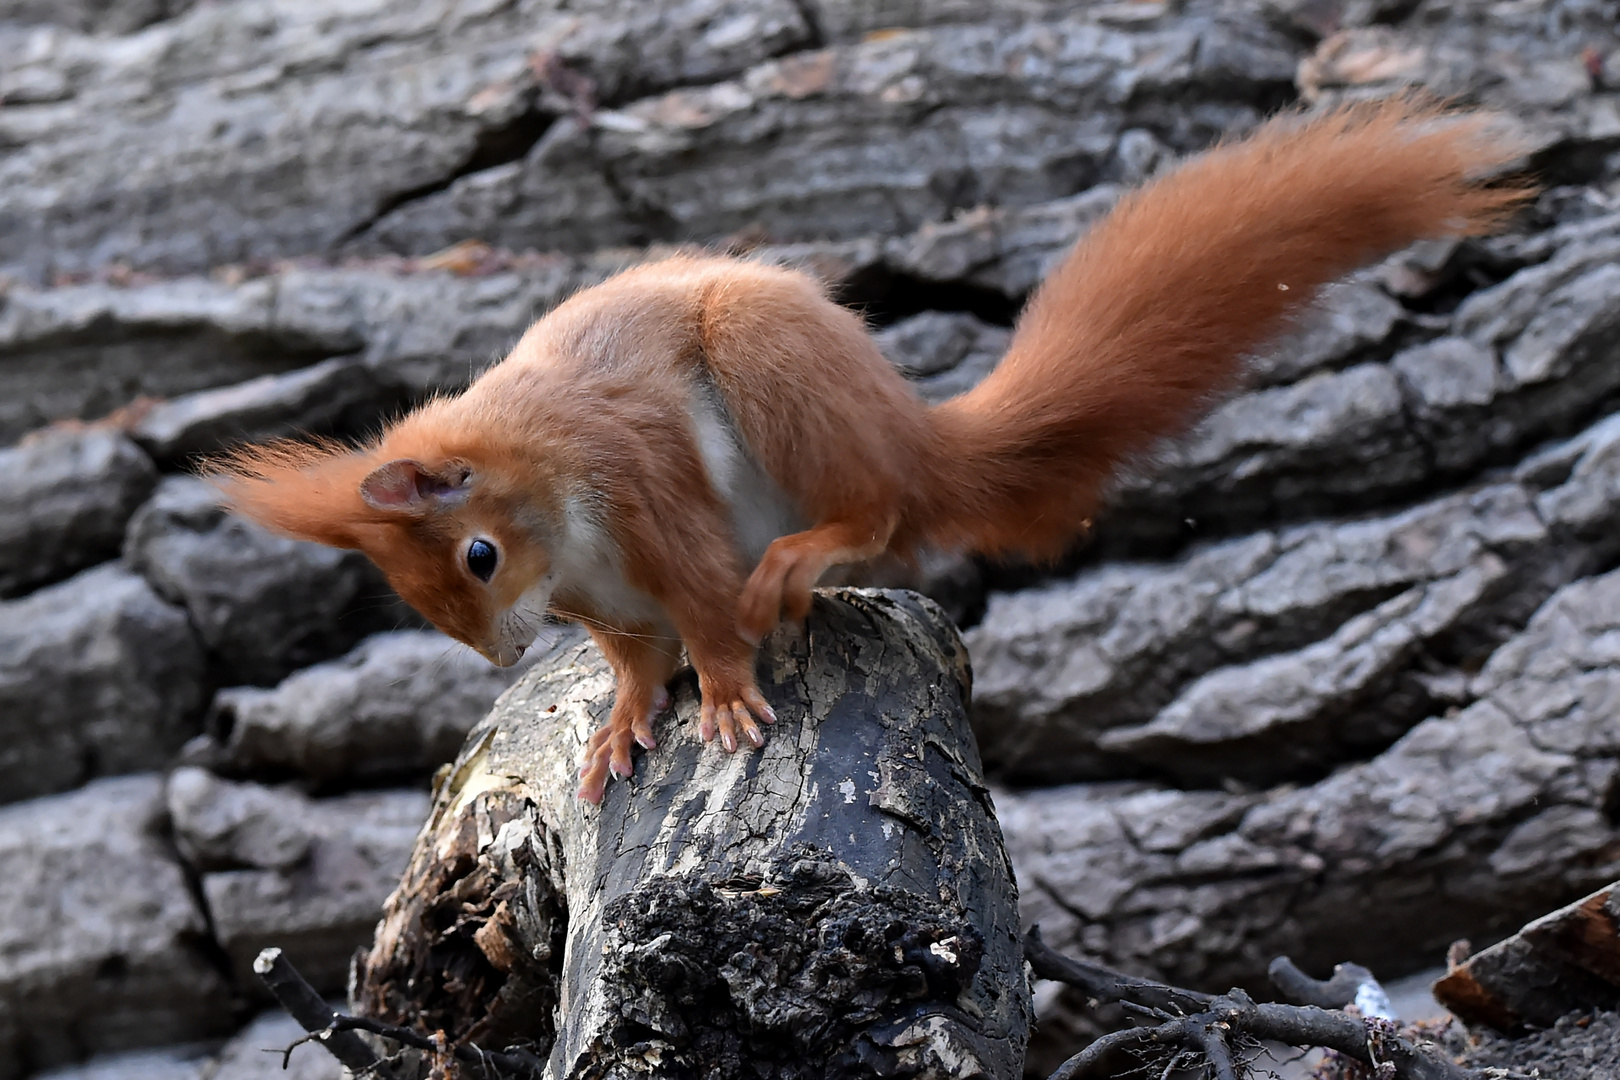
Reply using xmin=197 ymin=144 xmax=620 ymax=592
xmin=210 ymin=97 xmax=1529 ymax=803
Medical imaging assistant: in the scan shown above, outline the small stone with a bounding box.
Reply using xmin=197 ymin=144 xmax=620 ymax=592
xmin=167 ymin=767 xmax=315 ymax=872
xmin=123 ymin=477 xmax=411 ymax=686
xmin=0 ymin=565 xmax=208 ymax=805
xmin=0 ymin=777 xmax=233 ymax=1075
xmin=203 ymin=629 xmax=539 ymax=787
xmin=0 ymin=428 xmax=157 ymax=597
xmin=189 ymin=778 xmax=430 ymax=995
xmin=131 ymin=358 xmax=404 ymax=464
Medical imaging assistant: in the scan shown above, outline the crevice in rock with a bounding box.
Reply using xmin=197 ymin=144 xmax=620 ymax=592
xmin=338 ymin=101 xmax=558 ymax=249
xmin=835 ymin=265 xmax=1022 ymax=329
xmin=596 ymin=158 xmax=685 ymax=246
xmin=1396 ymin=239 xmax=1526 ymax=317
xmin=1601 ymin=770 xmax=1620 ymax=827
xmin=785 ymin=0 xmax=827 ymax=50
xmin=154 ymin=793 xmax=249 ymax=1001
xmin=1531 ymin=130 xmax=1620 ymax=189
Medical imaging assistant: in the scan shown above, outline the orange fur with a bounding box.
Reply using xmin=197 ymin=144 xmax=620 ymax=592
xmin=908 ymin=97 xmax=1530 ymax=558
xmin=208 ymin=97 xmax=1531 ymax=803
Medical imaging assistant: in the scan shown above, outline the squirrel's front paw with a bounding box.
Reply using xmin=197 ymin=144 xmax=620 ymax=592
xmin=737 ymin=544 xmax=819 ymax=644
xmin=577 ymin=686 xmax=670 ymax=803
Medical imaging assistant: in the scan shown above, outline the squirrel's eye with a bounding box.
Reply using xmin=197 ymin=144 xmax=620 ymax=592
xmin=466 ymin=538 xmax=498 ymax=582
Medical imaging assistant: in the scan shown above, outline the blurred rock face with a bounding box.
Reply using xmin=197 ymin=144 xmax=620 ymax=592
xmin=0 ymin=1 xmax=1618 ymax=1077
xmin=124 ymin=476 xmax=412 ymax=686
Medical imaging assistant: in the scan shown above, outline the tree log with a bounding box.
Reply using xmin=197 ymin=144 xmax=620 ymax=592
xmin=353 ymin=588 xmax=1030 ymax=1079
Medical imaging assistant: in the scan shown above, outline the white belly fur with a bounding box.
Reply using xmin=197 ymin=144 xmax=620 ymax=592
xmin=687 ymin=377 xmax=806 ymax=568
xmin=544 ymin=381 xmax=803 ymax=635
xmin=554 ymin=497 xmax=670 ymax=629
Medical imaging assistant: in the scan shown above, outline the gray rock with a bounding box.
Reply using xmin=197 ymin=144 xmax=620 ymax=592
xmin=970 ymin=532 xmax=1283 ymax=780
xmin=167 ymin=766 xmax=315 ymax=872
xmin=1391 ymin=336 xmax=1505 ymax=469
xmin=0 ymin=276 xmax=354 ymax=444
xmin=1454 ymin=235 xmax=1620 ymax=349
xmin=1110 ymin=360 xmax=1428 ymax=543
xmin=124 ymin=476 xmax=410 ymax=685
xmin=1245 ymin=277 xmax=1404 ymax=387
xmin=205 ymin=1010 xmax=343 ymax=1080
xmin=0 ymin=222 xmax=974 ymax=442
xmin=0 ymin=0 xmax=201 ymax=36
xmin=0 ymin=776 xmax=233 ymax=1078
xmin=0 ymin=427 xmax=156 ymax=596
xmin=1100 ymin=246 xmax=1620 ymax=548
xmin=1002 ymin=564 xmax=1620 ymax=996
xmin=29 ymin=1046 xmax=209 ymax=1080
xmin=1097 ymin=558 xmax=1508 ymax=785
xmin=873 ymin=311 xmax=1010 ymax=404
xmin=196 ymin=629 xmax=538 ymax=787
xmin=0 ymin=563 xmax=207 ymax=805
xmin=1260 ymin=0 xmax=1414 ymax=40
xmin=972 ymin=399 xmax=1620 ymax=786
xmin=875 ymin=311 xmax=1001 ymax=378
xmin=1531 ymin=411 xmax=1620 ymax=555
xmin=273 ymin=262 xmax=617 ymax=395
xmin=358 ymin=15 xmax=1295 ymax=259
xmin=883 ymin=186 xmax=1122 ymax=296
xmin=25 ymin=1010 xmax=344 ymax=1080
xmin=1499 ymin=263 xmax=1620 ymax=432
xmin=0 ymin=250 xmax=695 ymax=439
xmin=516 ymin=0 xmax=812 ymax=105
xmin=0 ymin=0 xmax=818 ymax=282
xmin=1296 ymin=13 xmax=1620 ymax=157
xmin=131 ymin=357 xmax=405 ymax=464
xmin=168 ymin=770 xmax=429 ymax=995
xmin=969 ymin=480 xmax=1553 ymax=782
xmin=806 ymin=0 xmax=1084 ymax=43
xmin=1483 ymin=208 xmax=1620 ymax=268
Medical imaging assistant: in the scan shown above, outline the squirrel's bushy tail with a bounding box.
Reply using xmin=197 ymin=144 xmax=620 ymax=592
xmin=904 ymin=96 xmax=1531 ymax=560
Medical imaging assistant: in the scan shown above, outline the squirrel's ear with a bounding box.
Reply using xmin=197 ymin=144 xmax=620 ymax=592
xmin=359 ymin=459 xmax=472 ymax=514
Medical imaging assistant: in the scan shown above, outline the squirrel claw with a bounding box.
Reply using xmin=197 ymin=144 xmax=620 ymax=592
xmin=579 ymin=715 xmax=641 ymax=802
xmin=699 ymin=687 xmax=773 ymax=755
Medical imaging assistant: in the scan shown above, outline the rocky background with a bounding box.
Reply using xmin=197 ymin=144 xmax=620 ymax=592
xmin=2 ymin=0 xmax=1619 ymax=1077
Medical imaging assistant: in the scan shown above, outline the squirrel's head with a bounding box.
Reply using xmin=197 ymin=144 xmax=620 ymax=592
xmin=206 ymin=437 xmax=562 ymax=667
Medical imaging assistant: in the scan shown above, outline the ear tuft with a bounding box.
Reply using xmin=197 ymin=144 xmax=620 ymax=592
xmin=359 ymin=459 xmax=470 ymax=513
xmin=202 ymin=437 xmax=379 ymax=549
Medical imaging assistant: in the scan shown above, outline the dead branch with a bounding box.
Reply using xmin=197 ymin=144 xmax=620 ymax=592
xmin=1024 ymin=928 xmax=1474 ymax=1080
xmin=252 ymin=947 xmax=379 ymax=1073
xmin=353 ymin=590 xmax=1028 ymax=1078
xmin=254 ymin=946 xmax=543 ymax=1079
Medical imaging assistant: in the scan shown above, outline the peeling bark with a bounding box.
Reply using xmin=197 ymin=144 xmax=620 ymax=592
xmin=354 ymin=588 xmax=1029 ymax=1079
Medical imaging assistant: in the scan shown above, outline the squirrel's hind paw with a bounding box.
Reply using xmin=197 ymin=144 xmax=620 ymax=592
xmin=698 ymin=686 xmax=776 ymax=753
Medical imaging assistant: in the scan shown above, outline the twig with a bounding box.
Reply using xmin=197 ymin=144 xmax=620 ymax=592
xmin=253 ymin=947 xmax=544 ymax=1079
xmin=1271 ymin=956 xmax=1395 ymax=1017
xmin=1024 ymin=926 xmax=1210 ymax=1014
xmin=252 ymin=947 xmax=378 ymax=1073
xmin=327 ymin=1014 xmax=544 ymax=1077
xmin=1024 ymin=928 xmax=1474 ymax=1080
xmin=1049 ymin=1026 xmax=1156 ymax=1080
xmin=1191 ymin=1010 xmax=1240 ymax=1080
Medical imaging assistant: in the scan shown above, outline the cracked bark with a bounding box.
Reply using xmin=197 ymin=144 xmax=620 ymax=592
xmin=353 ymin=588 xmax=1030 ymax=1079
